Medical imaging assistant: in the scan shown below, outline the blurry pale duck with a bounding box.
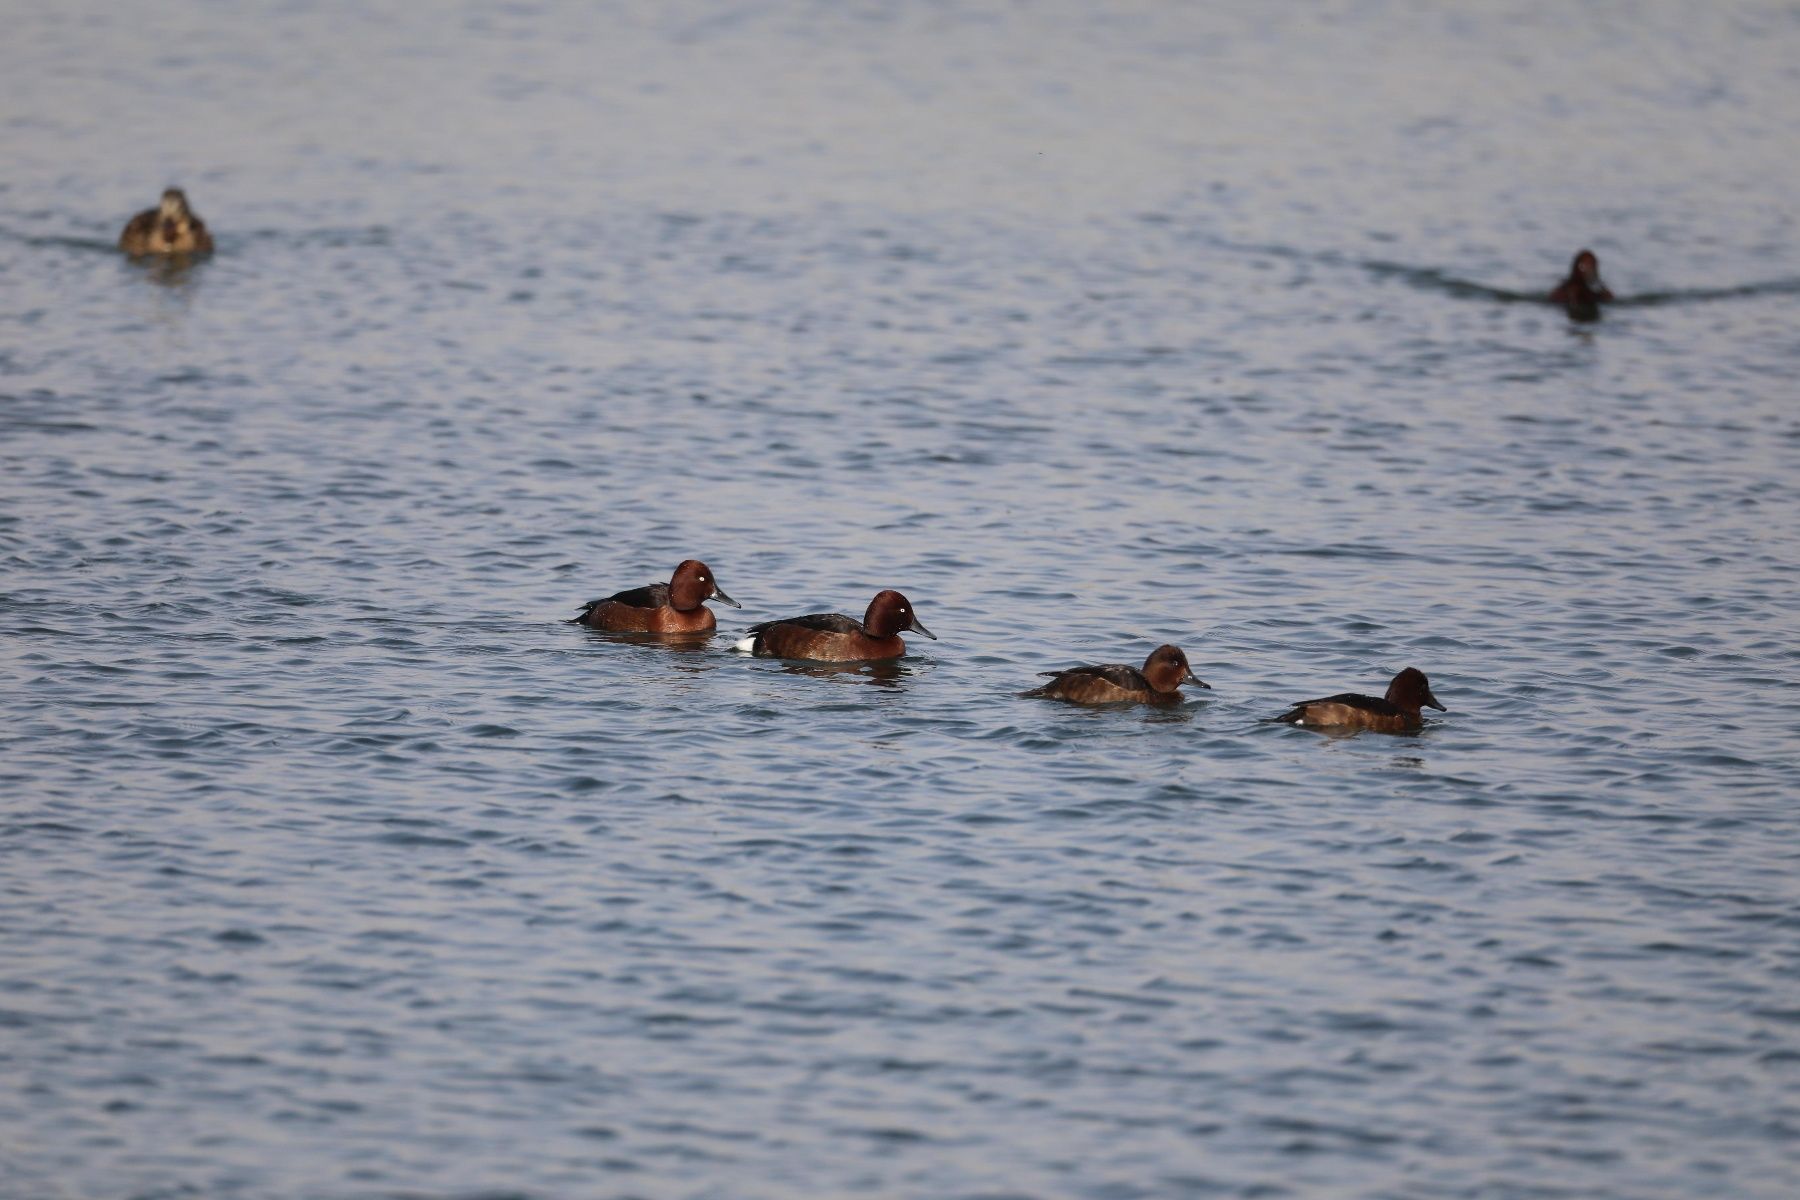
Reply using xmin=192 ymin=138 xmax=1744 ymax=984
xmin=119 ymin=187 xmax=214 ymax=257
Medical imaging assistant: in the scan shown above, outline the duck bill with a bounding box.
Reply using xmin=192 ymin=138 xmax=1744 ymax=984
xmin=1424 ymin=690 xmax=1446 ymax=711
xmin=1185 ymin=671 xmax=1212 ymax=690
xmin=908 ymin=616 xmax=938 ymax=641
xmin=712 ymin=584 xmax=742 ymax=609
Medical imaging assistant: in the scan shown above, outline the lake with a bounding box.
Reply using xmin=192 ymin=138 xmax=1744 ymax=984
xmin=3 ymin=3 xmax=1799 ymax=1197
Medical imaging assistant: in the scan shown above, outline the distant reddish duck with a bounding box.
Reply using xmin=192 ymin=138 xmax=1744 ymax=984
xmin=1026 ymin=644 xmax=1209 ymax=706
xmin=573 ymin=559 xmax=739 ymax=634
xmin=1273 ymin=667 xmax=1446 ymax=733
xmin=734 ymin=589 xmax=935 ymax=661
xmin=119 ymin=188 xmax=214 ymax=257
xmin=1549 ymin=249 xmax=1613 ymax=322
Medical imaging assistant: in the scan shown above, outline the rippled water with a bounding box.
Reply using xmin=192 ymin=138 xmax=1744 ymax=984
xmin=4 ymin=3 xmax=1800 ymax=1198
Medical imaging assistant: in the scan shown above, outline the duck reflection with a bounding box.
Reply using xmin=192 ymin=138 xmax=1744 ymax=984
xmin=125 ymin=254 xmax=206 ymax=291
xmin=779 ymin=657 xmax=913 ymax=688
xmin=576 ymin=627 xmax=719 ymax=657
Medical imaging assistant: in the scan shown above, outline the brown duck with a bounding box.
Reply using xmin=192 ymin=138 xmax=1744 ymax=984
xmin=1026 ymin=643 xmax=1210 ymax=705
xmin=119 ymin=188 xmax=214 ymax=257
xmin=734 ymin=589 xmax=935 ymax=662
xmin=572 ymin=559 xmax=739 ymax=634
xmin=1274 ymin=667 xmax=1446 ymax=733
xmin=1548 ymin=249 xmax=1613 ymax=322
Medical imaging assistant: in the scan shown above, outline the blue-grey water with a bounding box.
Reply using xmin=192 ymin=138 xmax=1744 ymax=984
xmin=4 ymin=4 xmax=1800 ymax=1198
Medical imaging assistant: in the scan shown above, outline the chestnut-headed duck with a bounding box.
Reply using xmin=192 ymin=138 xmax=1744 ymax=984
xmin=572 ymin=559 xmax=739 ymax=634
xmin=1549 ymin=249 xmax=1613 ymax=322
xmin=1026 ymin=643 xmax=1210 ymax=705
xmin=119 ymin=188 xmax=214 ymax=257
xmin=1273 ymin=667 xmax=1446 ymax=733
xmin=733 ymin=589 xmax=935 ymax=661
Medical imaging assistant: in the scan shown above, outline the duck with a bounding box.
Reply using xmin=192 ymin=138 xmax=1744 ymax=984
xmin=1273 ymin=667 xmax=1446 ymax=733
xmin=119 ymin=188 xmax=214 ymax=257
xmin=1025 ymin=643 xmax=1209 ymax=705
xmin=733 ymin=589 xmax=935 ymax=661
xmin=572 ymin=559 xmax=738 ymax=634
xmin=1548 ymin=249 xmax=1613 ymax=322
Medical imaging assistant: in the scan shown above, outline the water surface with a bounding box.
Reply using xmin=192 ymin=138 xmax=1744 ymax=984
xmin=3 ymin=3 xmax=1800 ymax=1198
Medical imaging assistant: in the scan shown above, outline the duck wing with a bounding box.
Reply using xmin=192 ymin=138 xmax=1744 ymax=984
xmin=744 ymin=612 xmax=862 ymax=636
xmin=598 ymin=582 xmax=670 ymax=609
xmin=118 ymin=208 xmax=156 ymax=250
xmin=571 ymin=581 xmax=669 ymax=621
xmin=1041 ymin=663 xmax=1145 ymax=688
xmin=1276 ymin=692 xmax=1399 ymax=723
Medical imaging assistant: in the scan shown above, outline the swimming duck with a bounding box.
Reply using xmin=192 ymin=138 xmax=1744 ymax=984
xmin=1548 ymin=249 xmax=1613 ymax=322
xmin=1026 ymin=643 xmax=1209 ymax=705
xmin=572 ymin=559 xmax=739 ymax=634
xmin=119 ymin=188 xmax=214 ymax=257
xmin=734 ymin=589 xmax=935 ymax=661
xmin=1273 ymin=667 xmax=1446 ymax=733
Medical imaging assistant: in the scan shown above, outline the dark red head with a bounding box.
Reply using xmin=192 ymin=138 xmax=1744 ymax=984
xmin=1385 ymin=667 xmax=1445 ymax=713
xmin=668 ymin=559 xmax=738 ymax=611
xmin=1142 ymin=644 xmax=1210 ymax=694
xmin=1570 ymin=249 xmax=1601 ymax=285
xmin=862 ymin=589 xmax=935 ymax=640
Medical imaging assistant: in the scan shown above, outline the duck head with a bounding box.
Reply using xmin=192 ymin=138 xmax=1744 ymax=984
xmin=1386 ymin=667 xmax=1446 ymax=713
xmin=1142 ymin=644 xmax=1210 ymax=693
xmin=863 ymin=589 xmax=935 ymax=640
xmin=668 ymin=559 xmax=738 ymax=611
